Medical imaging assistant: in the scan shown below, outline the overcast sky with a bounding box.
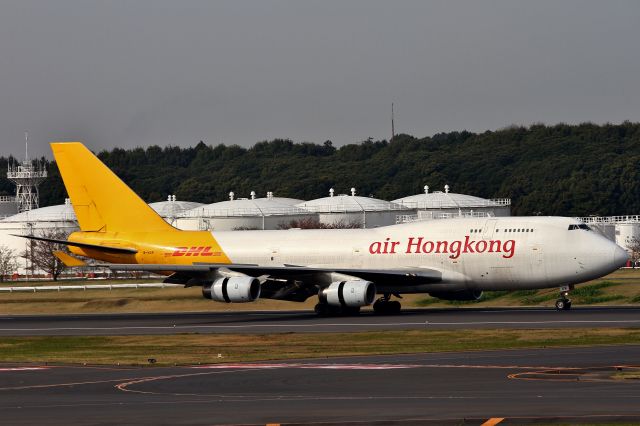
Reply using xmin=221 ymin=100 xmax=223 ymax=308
xmin=1 ymin=0 xmax=639 ymax=158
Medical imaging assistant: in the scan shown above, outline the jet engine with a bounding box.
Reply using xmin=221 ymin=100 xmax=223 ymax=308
xmin=202 ymin=276 xmax=261 ymax=303
xmin=319 ymin=280 xmax=376 ymax=307
xmin=428 ymin=289 xmax=483 ymax=301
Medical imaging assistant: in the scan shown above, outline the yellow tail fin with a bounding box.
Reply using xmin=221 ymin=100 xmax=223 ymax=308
xmin=52 ymin=142 xmax=176 ymax=233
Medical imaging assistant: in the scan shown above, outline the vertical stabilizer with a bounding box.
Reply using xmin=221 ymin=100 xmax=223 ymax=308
xmin=51 ymin=142 xmax=175 ymax=233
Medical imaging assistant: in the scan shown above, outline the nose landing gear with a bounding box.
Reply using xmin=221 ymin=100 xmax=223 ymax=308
xmin=555 ymin=285 xmax=573 ymax=311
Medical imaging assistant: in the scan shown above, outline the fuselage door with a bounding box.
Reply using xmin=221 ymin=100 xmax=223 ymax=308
xmin=351 ymin=247 xmax=364 ymax=268
xmin=482 ymin=219 xmax=498 ymax=240
xmin=269 ymin=248 xmax=279 ymax=264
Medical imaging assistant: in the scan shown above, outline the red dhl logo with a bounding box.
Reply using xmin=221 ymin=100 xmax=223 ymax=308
xmin=170 ymin=246 xmax=221 ymax=257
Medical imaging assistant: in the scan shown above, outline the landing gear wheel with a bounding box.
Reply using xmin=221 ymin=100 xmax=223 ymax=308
xmin=555 ymin=298 xmax=571 ymax=311
xmin=373 ymin=298 xmax=402 ymax=315
xmin=341 ymin=306 xmax=361 ymax=316
xmin=314 ymin=303 xmax=360 ymax=316
xmin=314 ymin=302 xmax=330 ymax=316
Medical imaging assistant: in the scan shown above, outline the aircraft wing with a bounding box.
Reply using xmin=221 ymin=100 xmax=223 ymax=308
xmin=97 ymin=262 xmax=442 ymax=302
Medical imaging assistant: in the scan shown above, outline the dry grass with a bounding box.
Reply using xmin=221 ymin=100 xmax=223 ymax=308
xmin=1 ymin=328 xmax=639 ymax=366
xmin=1 ymin=270 xmax=640 ymax=315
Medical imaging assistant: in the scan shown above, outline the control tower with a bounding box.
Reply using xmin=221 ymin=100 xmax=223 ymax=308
xmin=7 ymin=133 xmax=47 ymax=212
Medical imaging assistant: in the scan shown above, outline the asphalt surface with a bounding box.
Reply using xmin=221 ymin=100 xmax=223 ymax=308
xmin=1 ymin=345 xmax=639 ymax=425
xmin=1 ymin=306 xmax=640 ymax=336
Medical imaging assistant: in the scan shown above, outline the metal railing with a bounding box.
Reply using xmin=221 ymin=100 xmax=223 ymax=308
xmin=576 ymin=215 xmax=640 ymax=224
xmin=0 ymin=213 xmax=78 ymax=222
xmin=0 ymin=283 xmax=182 ymax=293
xmin=297 ymin=203 xmax=414 ymax=214
xmin=396 ymin=210 xmax=494 ymax=224
xmin=395 ymin=198 xmax=510 ymax=209
xmin=179 ymin=206 xmax=311 ymax=218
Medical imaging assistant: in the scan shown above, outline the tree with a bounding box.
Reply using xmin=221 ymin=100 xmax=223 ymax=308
xmin=0 ymin=245 xmax=18 ymax=282
xmin=22 ymin=228 xmax=71 ymax=281
xmin=629 ymin=237 xmax=640 ymax=268
xmin=277 ymin=217 xmax=363 ymax=229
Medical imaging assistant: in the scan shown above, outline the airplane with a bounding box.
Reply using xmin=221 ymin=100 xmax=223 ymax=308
xmin=22 ymin=142 xmax=630 ymax=315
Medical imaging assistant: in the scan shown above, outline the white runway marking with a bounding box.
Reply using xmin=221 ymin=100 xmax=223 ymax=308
xmin=424 ymin=320 xmax=640 ymax=325
xmin=0 ymin=367 xmax=48 ymax=371
xmin=191 ymin=363 xmax=418 ymax=370
xmin=191 ymin=362 xmax=573 ymax=370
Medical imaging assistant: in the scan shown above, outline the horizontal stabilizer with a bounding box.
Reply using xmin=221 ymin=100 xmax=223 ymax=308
xmin=12 ymin=234 xmax=138 ymax=254
xmin=53 ymin=251 xmax=87 ymax=267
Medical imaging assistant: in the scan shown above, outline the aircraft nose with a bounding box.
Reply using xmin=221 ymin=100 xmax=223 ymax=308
xmin=613 ymin=245 xmax=630 ymax=268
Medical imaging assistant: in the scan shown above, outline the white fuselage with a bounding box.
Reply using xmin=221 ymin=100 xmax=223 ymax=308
xmin=214 ymin=216 xmax=628 ymax=294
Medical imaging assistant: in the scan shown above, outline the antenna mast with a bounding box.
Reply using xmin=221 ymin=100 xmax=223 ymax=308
xmin=7 ymin=132 xmax=47 ymax=212
xmin=391 ymin=102 xmax=395 ymax=141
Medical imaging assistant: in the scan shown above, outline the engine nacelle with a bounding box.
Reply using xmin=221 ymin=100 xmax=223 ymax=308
xmin=203 ymin=276 xmax=261 ymax=303
xmin=319 ymin=280 xmax=376 ymax=308
xmin=428 ymin=289 xmax=483 ymax=301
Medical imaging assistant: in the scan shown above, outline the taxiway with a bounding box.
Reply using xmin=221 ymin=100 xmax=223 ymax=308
xmin=1 ymin=306 xmax=640 ymax=336
xmin=0 ymin=345 xmax=639 ymax=425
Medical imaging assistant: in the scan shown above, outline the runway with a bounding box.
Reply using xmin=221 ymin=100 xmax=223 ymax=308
xmin=1 ymin=306 xmax=640 ymax=336
xmin=1 ymin=345 xmax=639 ymax=425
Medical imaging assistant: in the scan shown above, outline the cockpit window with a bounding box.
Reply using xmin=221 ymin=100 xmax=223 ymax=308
xmin=568 ymin=224 xmax=591 ymax=231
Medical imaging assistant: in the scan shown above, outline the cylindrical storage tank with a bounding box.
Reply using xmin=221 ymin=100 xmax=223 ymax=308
xmin=616 ymin=223 xmax=640 ymax=251
xmin=589 ymin=223 xmax=616 ymax=242
xmin=393 ymin=188 xmax=511 ymax=220
xmin=148 ymin=199 xmax=204 ymax=226
xmin=0 ymin=196 xmax=18 ymax=219
xmin=179 ymin=197 xmax=316 ymax=231
xmin=296 ymin=191 xmax=415 ymax=228
xmin=0 ymin=203 xmax=79 ymax=275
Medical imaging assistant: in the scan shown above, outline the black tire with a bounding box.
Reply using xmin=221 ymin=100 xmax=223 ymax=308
xmin=555 ymin=299 xmax=566 ymax=311
xmin=314 ymin=303 xmax=329 ymax=316
xmin=564 ymin=300 xmax=572 ymax=310
xmin=389 ymin=300 xmax=402 ymax=314
xmin=373 ymin=299 xmax=387 ymax=315
xmin=342 ymin=306 xmax=361 ymax=316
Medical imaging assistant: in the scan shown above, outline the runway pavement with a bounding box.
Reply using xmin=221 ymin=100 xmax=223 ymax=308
xmin=1 ymin=306 xmax=640 ymax=336
xmin=0 ymin=345 xmax=639 ymax=425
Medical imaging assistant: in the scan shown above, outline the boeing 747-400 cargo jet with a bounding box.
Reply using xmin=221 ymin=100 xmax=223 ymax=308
xmin=24 ymin=142 xmax=629 ymax=315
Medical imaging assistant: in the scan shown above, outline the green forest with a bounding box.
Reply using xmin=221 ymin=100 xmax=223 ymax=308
xmin=1 ymin=122 xmax=638 ymax=216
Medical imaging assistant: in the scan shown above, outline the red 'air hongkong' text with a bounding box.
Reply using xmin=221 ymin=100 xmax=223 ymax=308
xmin=368 ymin=236 xmax=516 ymax=259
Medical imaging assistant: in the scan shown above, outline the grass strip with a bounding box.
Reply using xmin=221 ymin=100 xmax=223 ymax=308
xmin=0 ymin=328 xmax=639 ymax=366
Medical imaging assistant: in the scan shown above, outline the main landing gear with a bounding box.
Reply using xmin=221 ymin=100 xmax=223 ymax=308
xmin=314 ymin=302 xmax=360 ymax=317
xmin=372 ymin=293 xmax=402 ymax=315
xmin=555 ymin=285 xmax=573 ymax=311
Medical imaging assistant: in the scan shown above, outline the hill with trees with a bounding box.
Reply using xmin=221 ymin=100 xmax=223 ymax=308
xmin=1 ymin=122 xmax=639 ymax=216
